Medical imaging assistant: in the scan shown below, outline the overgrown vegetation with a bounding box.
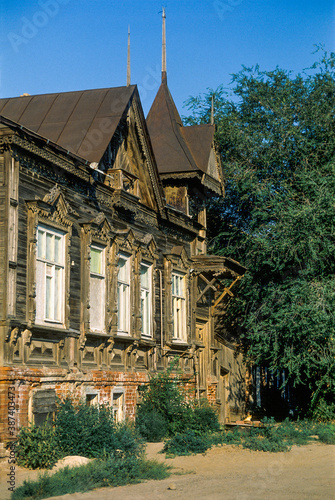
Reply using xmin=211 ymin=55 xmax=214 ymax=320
xmin=15 ymin=422 xmax=61 ymax=469
xmin=136 ymin=362 xmax=220 ymax=441
xmin=54 ymin=398 xmax=143 ymax=459
xmin=184 ymin=47 xmax=335 ymax=419
xmin=13 ymin=397 xmax=170 ymax=499
xmin=11 ymin=457 xmax=170 ymax=500
xmin=15 ymin=398 xmax=144 ymax=469
xmin=163 ymin=420 xmax=335 ymax=456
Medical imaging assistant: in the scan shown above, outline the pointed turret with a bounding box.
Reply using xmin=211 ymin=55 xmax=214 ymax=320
xmin=147 ymin=10 xmax=222 ymax=196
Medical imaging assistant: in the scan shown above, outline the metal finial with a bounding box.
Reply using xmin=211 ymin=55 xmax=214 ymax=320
xmin=162 ymin=7 xmax=167 ymax=83
xmin=211 ymin=95 xmax=214 ymax=125
xmin=127 ymin=25 xmax=131 ymax=86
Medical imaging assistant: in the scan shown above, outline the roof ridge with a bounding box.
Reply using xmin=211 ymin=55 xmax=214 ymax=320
xmin=162 ymin=84 xmax=199 ymax=172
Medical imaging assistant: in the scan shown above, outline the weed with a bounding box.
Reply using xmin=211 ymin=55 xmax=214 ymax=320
xmin=11 ymin=457 xmax=170 ymax=500
xmin=163 ymin=430 xmax=210 ymax=456
xmin=15 ymin=422 xmax=61 ymax=469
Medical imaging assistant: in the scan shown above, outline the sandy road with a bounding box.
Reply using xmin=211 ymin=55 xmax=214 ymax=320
xmin=1 ymin=441 xmax=334 ymax=500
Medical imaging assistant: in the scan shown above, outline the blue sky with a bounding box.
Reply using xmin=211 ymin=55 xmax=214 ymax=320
xmin=1 ymin=0 xmax=334 ymax=116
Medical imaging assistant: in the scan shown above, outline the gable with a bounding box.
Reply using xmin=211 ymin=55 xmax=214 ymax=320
xmin=100 ymin=91 xmax=164 ymax=214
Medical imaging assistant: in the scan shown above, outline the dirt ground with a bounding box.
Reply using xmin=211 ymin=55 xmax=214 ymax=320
xmin=0 ymin=441 xmax=334 ymax=500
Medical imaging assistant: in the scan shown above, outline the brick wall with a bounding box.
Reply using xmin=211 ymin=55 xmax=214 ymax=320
xmin=0 ymin=367 xmax=149 ymax=443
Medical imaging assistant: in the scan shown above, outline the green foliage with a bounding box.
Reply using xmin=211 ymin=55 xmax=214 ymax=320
xmin=184 ymin=47 xmax=335 ymax=417
xmin=163 ymin=420 xmax=335 ymax=456
xmin=55 ymin=398 xmax=144 ymax=459
xmin=136 ymin=363 xmax=220 ymax=440
xmin=15 ymin=398 xmax=144 ymax=470
xmin=314 ymin=423 xmax=335 ymax=444
xmin=219 ymin=419 xmax=335 ymax=452
xmin=15 ymin=422 xmax=61 ymax=470
xmin=135 ymin=409 xmax=168 ymax=442
xmin=11 ymin=457 xmax=170 ymax=500
xmin=310 ymin=398 xmax=335 ymax=422
xmin=190 ymin=403 xmax=221 ymax=434
xmin=163 ymin=430 xmax=210 ymax=456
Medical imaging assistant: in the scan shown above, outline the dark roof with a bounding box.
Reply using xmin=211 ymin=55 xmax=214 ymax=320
xmin=146 ymin=82 xmax=215 ymax=176
xmin=0 ymin=86 xmax=136 ymax=163
xmin=181 ymin=125 xmax=214 ymax=174
xmin=192 ymin=255 xmax=246 ymax=278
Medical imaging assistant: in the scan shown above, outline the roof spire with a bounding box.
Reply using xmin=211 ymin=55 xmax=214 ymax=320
xmin=127 ymin=25 xmax=131 ymax=86
xmin=211 ymin=95 xmax=214 ymax=125
xmin=162 ymin=7 xmax=167 ymax=83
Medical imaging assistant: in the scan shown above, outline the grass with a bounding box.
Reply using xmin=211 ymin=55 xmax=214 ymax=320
xmin=163 ymin=420 xmax=335 ymax=456
xmin=11 ymin=456 xmax=170 ymax=500
xmin=11 ymin=420 xmax=335 ymax=499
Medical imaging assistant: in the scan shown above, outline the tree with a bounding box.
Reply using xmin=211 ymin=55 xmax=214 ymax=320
xmin=184 ymin=48 xmax=335 ymax=418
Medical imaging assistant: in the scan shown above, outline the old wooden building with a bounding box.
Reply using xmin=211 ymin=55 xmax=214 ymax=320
xmin=0 ymin=20 xmax=246 ymax=444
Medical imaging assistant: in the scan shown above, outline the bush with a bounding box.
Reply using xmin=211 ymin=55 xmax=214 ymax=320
xmin=55 ymin=398 xmax=144 ymax=459
xmin=135 ymin=408 xmax=167 ymax=442
xmin=163 ymin=430 xmax=210 ymax=456
xmin=310 ymin=398 xmax=335 ymax=422
xmin=15 ymin=398 xmax=144 ymax=470
xmin=11 ymin=456 xmax=170 ymax=500
xmin=136 ymin=361 xmax=220 ymax=439
xmin=136 ymin=363 xmax=193 ymax=438
xmin=15 ymin=422 xmax=61 ymax=469
xmin=315 ymin=423 xmax=335 ymax=444
xmin=190 ymin=403 xmax=221 ymax=434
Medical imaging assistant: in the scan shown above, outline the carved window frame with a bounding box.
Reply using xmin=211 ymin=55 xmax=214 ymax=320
xmin=171 ymin=270 xmax=187 ymax=342
xmin=35 ymin=224 xmax=66 ymax=326
xmin=26 ymin=191 xmax=77 ymax=331
xmin=117 ymin=251 xmax=131 ymax=335
xmin=137 ymin=238 xmax=157 ymax=339
xmin=110 ymin=230 xmax=137 ymax=338
xmin=140 ymin=261 xmax=152 ymax=338
xmin=164 ymin=247 xmax=190 ymax=345
xmin=80 ymin=215 xmax=112 ymax=337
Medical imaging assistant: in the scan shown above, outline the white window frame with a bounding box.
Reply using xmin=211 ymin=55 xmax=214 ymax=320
xmin=140 ymin=262 xmax=152 ymax=338
xmin=172 ymin=271 xmax=187 ymax=341
xmin=89 ymin=243 xmax=106 ymax=333
xmin=117 ymin=253 xmax=130 ymax=335
xmin=35 ymin=224 xmax=65 ymax=326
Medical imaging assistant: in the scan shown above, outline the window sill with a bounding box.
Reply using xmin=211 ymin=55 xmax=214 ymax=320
xmin=139 ymin=337 xmax=156 ymax=347
xmin=167 ymin=340 xmax=189 ymax=349
xmin=31 ymin=324 xmax=80 ymax=337
xmin=87 ymin=331 xmax=109 ymax=338
xmin=113 ymin=334 xmax=135 ymax=343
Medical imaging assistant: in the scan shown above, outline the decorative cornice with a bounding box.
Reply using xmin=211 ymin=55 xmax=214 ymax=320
xmin=0 ymin=134 xmax=14 ymax=152
xmin=10 ymin=134 xmax=89 ymax=181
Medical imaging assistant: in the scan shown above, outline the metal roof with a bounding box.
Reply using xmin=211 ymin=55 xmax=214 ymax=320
xmin=0 ymin=86 xmax=136 ymax=163
xmin=146 ymin=82 xmax=215 ymax=176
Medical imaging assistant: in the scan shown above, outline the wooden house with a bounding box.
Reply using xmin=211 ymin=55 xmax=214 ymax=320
xmin=0 ymin=16 xmax=246 ymax=443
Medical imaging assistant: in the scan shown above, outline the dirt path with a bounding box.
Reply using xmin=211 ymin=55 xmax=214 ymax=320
xmin=1 ymin=442 xmax=334 ymax=500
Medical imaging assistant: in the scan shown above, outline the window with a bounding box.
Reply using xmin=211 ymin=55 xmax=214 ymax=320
xmin=30 ymin=389 xmax=57 ymax=427
xmin=90 ymin=244 xmax=106 ymax=332
xmin=172 ymin=271 xmax=187 ymax=341
xmin=112 ymin=391 xmax=125 ymax=423
xmin=140 ymin=262 xmax=152 ymax=337
xmin=36 ymin=225 xmax=65 ymax=325
xmin=117 ymin=253 xmax=130 ymax=334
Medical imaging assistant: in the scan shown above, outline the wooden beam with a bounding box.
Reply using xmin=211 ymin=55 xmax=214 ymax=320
xmin=211 ymin=275 xmax=242 ymax=314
